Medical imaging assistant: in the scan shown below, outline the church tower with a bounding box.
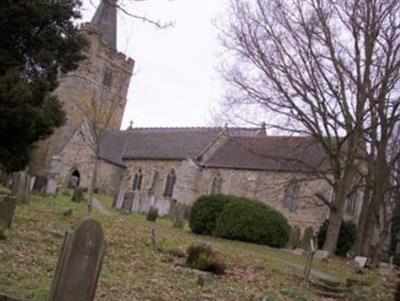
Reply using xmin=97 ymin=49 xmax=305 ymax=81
xmin=29 ymin=0 xmax=135 ymax=174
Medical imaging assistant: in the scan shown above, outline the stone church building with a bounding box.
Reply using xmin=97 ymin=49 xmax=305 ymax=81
xmin=29 ymin=0 xmax=361 ymax=232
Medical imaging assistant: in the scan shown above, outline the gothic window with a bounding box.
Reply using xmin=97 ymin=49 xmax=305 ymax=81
xmin=163 ymin=169 xmax=177 ymax=197
xmin=210 ymin=173 xmax=223 ymax=194
xmin=346 ymin=191 xmax=358 ymax=216
xmin=102 ymin=68 xmax=113 ymax=86
xmin=132 ymin=169 xmax=143 ymax=191
xmin=284 ymin=179 xmax=300 ymax=212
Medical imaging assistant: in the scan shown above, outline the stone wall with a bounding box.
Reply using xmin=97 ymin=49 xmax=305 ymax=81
xmin=97 ymin=159 xmax=125 ymax=195
xmin=30 ymin=22 xmax=134 ymax=174
xmin=49 ymin=125 xmax=124 ymax=194
xmin=121 ymin=159 xmax=331 ymax=230
xmin=122 ymin=160 xmax=181 ymax=197
xmin=197 ymin=168 xmax=330 ymax=230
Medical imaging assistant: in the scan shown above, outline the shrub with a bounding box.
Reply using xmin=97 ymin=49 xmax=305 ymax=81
xmin=214 ymin=198 xmax=291 ymax=248
xmin=186 ymin=243 xmax=226 ymax=275
xmin=147 ymin=207 xmax=159 ymax=222
xmin=189 ymin=194 xmax=237 ymax=235
xmin=317 ymin=219 xmax=357 ymax=257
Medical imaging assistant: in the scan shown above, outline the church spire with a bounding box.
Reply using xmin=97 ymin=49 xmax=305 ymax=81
xmin=91 ymin=0 xmax=117 ymax=49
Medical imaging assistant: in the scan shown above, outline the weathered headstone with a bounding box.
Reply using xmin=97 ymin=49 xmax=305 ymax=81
xmin=32 ymin=175 xmax=48 ymax=194
xmin=354 ymin=256 xmax=368 ymax=269
xmin=71 ymin=187 xmax=84 ymax=203
xmin=0 ymin=196 xmax=17 ymax=229
xmin=113 ymin=189 xmax=125 ymax=209
xmin=287 ymin=225 xmax=301 ymax=249
xmin=46 ymin=178 xmax=58 ymax=197
xmin=122 ymin=190 xmax=134 ymax=211
xmin=172 ymin=203 xmax=186 ymax=229
xmin=48 ymin=219 xmax=105 ymax=301
xmin=11 ymin=172 xmax=30 ymax=204
xmin=301 ymin=226 xmax=315 ymax=250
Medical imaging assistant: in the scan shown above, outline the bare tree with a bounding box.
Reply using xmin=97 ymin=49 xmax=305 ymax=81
xmin=219 ymin=0 xmax=400 ymax=255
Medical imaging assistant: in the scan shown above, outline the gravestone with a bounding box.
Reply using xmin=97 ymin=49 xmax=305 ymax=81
xmin=32 ymin=175 xmax=48 ymax=194
xmin=113 ymin=189 xmax=125 ymax=209
xmin=46 ymin=178 xmax=58 ymax=197
xmin=301 ymin=226 xmax=315 ymax=250
xmin=172 ymin=203 xmax=186 ymax=228
xmin=11 ymin=172 xmax=30 ymax=204
xmin=354 ymin=256 xmax=368 ymax=269
xmin=287 ymin=226 xmax=301 ymax=249
xmin=48 ymin=219 xmax=105 ymax=301
xmin=122 ymin=190 xmax=135 ymax=211
xmin=0 ymin=196 xmax=17 ymax=228
xmin=71 ymin=187 xmax=84 ymax=203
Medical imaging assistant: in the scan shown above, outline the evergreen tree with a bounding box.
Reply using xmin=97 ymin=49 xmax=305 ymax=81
xmin=0 ymin=0 xmax=88 ymax=172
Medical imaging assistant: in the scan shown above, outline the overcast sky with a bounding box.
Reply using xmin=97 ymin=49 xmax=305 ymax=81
xmin=81 ymin=0 xmax=228 ymax=129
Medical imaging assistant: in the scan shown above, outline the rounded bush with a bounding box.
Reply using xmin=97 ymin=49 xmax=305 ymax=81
xmin=214 ymin=198 xmax=291 ymax=248
xmin=317 ymin=219 xmax=357 ymax=257
xmin=189 ymin=194 xmax=237 ymax=235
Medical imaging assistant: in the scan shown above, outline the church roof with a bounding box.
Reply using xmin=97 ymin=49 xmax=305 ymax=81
xmin=97 ymin=127 xmax=329 ymax=173
xmin=204 ymin=136 xmax=329 ymax=172
xmin=121 ymin=127 xmax=261 ymax=160
xmin=97 ymin=127 xmax=262 ymax=165
xmin=91 ymin=0 xmax=117 ymax=49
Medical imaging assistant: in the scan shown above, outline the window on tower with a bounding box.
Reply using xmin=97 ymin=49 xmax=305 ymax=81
xmin=102 ymin=68 xmax=113 ymax=86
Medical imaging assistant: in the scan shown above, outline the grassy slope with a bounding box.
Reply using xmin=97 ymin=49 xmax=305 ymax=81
xmin=0 ymin=190 xmax=394 ymax=301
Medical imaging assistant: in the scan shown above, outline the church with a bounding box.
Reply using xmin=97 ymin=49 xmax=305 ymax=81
xmin=29 ymin=0 xmax=361 ymax=232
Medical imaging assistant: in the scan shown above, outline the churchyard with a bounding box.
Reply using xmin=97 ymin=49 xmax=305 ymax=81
xmin=0 ymin=186 xmax=395 ymax=301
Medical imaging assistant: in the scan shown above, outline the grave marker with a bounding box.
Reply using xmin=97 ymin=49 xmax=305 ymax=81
xmin=48 ymin=219 xmax=105 ymax=301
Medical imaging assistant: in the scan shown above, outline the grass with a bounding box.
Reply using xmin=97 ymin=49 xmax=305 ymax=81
xmin=0 ymin=189 xmax=395 ymax=301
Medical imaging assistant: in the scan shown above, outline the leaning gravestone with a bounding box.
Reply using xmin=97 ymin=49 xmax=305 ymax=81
xmin=11 ymin=172 xmax=30 ymax=204
xmin=32 ymin=175 xmax=48 ymax=194
xmin=122 ymin=190 xmax=135 ymax=211
xmin=71 ymin=187 xmax=84 ymax=203
xmin=48 ymin=219 xmax=105 ymax=301
xmin=0 ymin=196 xmax=17 ymax=228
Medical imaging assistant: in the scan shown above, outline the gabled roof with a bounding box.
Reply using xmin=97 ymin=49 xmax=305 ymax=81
xmin=122 ymin=127 xmax=262 ymax=160
xmin=97 ymin=127 xmax=264 ymax=164
xmin=204 ymin=136 xmax=329 ymax=172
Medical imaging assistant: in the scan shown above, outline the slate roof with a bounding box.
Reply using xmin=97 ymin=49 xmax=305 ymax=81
xmin=97 ymin=127 xmax=263 ymax=165
xmin=96 ymin=127 xmax=328 ymax=172
xmin=204 ymin=136 xmax=329 ymax=172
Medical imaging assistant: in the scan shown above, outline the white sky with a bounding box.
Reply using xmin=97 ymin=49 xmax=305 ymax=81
xmin=81 ymin=0 xmax=229 ymax=129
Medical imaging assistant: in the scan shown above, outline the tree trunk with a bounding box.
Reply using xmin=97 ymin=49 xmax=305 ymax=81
xmin=356 ymin=185 xmax=372 ymax=256
xmin=88 ymin=154 xmax=99 ymax=214
xmin=323 ymin=184 xmax=347 ymax=256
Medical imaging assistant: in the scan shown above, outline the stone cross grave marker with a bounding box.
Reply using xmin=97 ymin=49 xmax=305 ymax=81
xmin=48 ymin=218 xmax=105 ymax=301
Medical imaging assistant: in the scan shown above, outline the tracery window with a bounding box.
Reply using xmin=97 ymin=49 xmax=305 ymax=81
xmin=163 ymin=169 xmax=177 ymax=197
xmin=210 ymin=173 xmax=223 ymax=194
xmin=284 ymin=179 xmax=300 ymax=212
xmin=132 ymin=169 xmax=143 ymax=191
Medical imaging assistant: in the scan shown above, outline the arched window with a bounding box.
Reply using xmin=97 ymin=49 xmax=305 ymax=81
xmin=346 ymin=191 xmax=358 ymax=215
xmin=210 ymin=173 xmax=223 ymax=194
xmin=284 ymin=179 xmax=300 ymax=212
xmin=163 ymin=169 xmax=177 ymax=197
xmin=132 ymin=169 xmax=143 ymax=191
